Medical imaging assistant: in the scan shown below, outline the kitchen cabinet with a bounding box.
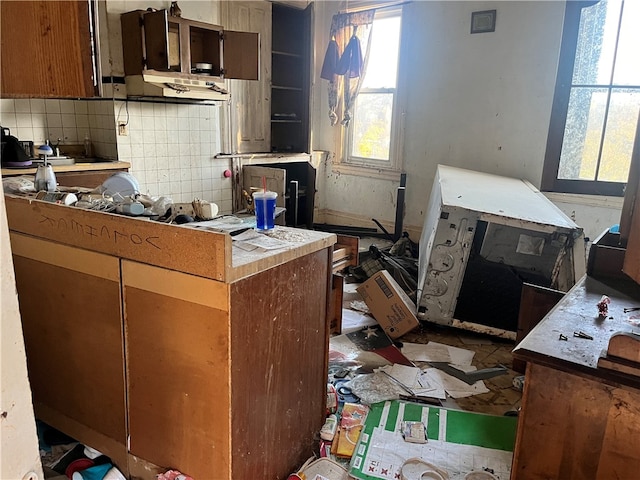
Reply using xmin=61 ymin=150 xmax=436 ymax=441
xmin=6 ymin=194 xmax=335 ymax=480
xmin=222 ymin=1 xmax=272 ymax=153
xmin=223 ymin=1 xmax=311 ymax=154
xmin=240 ymin=153 xmax=317 ymax=229
xmin=10 ymin=236 xmax=129 ymax=469
xmin=0 ymin=1 xmax=99 ymax=98
xmin=512 ymin=275 xmax=640 ymax=479
xmin=270 ymin=3 xmax=312 ymax=153
xmin=120 ymin=8 xmax=259 ymax=99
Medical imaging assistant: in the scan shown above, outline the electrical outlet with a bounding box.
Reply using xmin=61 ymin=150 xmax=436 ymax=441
xmin=118 ymin=122 xmax=128 ymax=136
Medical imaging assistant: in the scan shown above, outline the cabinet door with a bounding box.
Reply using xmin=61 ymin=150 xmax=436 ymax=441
xmin=222 ymin=1 xmax=271 ymax=153
xmin=10 ymin=234 xmax=127 ymax=451
xmin=0 ymin=1 xmax=97 ymax=98
xmin=122 ymin=261 xmax=231 ymax=480
xmin=223 ymin=31 xmax=259 ymax=80
xmin=143 ymin=9 xmax=171 ymax=71
xmin=243 ymin=165 xmax=286 ymax=209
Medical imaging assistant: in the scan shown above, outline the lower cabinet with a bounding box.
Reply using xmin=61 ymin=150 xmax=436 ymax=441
xmin=11 ymin=235 xmax=128 ymax=468
xmin=123 ymin=250 xmax=329 ymax=479
xmin=10 ymin=221 xmax=332 ymax=480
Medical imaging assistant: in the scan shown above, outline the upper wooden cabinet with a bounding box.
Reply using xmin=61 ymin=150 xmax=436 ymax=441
xmin=270 ymin=3 xmax=311 ymax=153
xmin=222 ymin=1 xmax=311 ymax=154
xmin=121 ymin=9 xmax=259 ymax=82
xmin=0 ymin=1 xmax=99 ymax=98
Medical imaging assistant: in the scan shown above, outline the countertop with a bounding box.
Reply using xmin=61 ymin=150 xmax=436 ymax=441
xmin=4 ymin=194 xmax=336 ymax=283
xmin=513 ymin=274 xmax=640 ymax=388
xmin=2 ymin=161 xmax=131 ymax=176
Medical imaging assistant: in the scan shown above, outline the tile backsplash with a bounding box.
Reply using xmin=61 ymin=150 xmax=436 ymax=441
xmin=1 ymin=98 xmax=233 ymax=212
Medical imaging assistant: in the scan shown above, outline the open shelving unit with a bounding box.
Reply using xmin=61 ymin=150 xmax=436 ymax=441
xmin=270 ymin=3 xmax=311 ymax=153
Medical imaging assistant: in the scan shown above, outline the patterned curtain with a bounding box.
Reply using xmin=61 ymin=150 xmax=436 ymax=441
xmin=320 ymin=9 xmax=376 ymax=126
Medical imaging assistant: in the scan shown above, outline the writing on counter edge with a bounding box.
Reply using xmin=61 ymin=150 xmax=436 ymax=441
xmin=38 ymin=214 xmax=161 ymax=250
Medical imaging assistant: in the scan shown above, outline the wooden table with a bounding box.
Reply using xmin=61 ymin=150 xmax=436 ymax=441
xmin=5 ymin=194 xmax=335 ymax=480
xmin=512 ymin=274 xmax=640 ymax=479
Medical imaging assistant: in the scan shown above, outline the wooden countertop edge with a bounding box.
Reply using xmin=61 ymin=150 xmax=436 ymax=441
xmin=227 ymin=234 xmax=337 ymax=283
xmin=5 ymin=194 xmax=337 ymax=283
xmin=513 ymin=346 xmax=640 ymax=391
xmin=2 ymin=161 xmax=131 ymax=176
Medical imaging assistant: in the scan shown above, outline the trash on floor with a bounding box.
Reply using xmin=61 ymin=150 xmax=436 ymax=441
xmin=348 ymin=400 xmax=517 ymax=480
xmin=329 ymin=325 xmax=413 ymax=372
xmin=287 ymin=457 xmax=349 ymax=480
xmin=334 ymin=403 xmax=369 ymax=458
xmin=38 ymin=421 xmax=126 ymax=480
xmin=357 ymin=270 xmax=420 ymax=339
xmin=156 ymin=470 xmax=194 ymax=480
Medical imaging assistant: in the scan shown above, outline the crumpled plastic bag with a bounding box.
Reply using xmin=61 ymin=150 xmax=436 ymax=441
xmin=157 ymin=470 xmax=193 ymax=480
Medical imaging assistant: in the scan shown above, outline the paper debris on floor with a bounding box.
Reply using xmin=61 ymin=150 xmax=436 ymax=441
xmin=381 ymin=364 xmax=446 ymax=399
xmin=342 ymin=309 xmax=377 ymax=334
xmin=329 ymin=325 xmax=414 ymax=371
xmin=425 ymin=366 xmax=490 ymax=398
xmin=401 ymin=341 xmax=475 ymax=366
xmin=349 ymin=400 xmax=517 ymax=480
xmin=349 ymin=300 xmax=370 ymax=313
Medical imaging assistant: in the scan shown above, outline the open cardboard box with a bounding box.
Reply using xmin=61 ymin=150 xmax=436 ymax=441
xmin=357 ymin=270 xmax=419 ymax=339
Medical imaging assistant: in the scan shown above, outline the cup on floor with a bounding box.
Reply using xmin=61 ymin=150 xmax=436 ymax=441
xmin=252 ymin=191 xmax=278 ymax=231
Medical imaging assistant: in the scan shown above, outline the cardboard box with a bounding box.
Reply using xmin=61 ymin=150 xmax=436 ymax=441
xmin=356 ymin=270 xmax=419 ymax=338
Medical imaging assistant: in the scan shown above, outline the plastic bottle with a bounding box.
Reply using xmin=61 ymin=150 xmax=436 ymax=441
xmin=84 ymin=133 xmax=92 ymax=157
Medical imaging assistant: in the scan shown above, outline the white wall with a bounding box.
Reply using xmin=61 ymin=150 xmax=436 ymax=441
xmin=311 ymin=1 xmax=624 ymax=242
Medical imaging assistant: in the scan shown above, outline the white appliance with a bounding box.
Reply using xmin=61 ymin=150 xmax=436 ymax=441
xmin=417 ymin=165 xmax=586 ymax=338
xmin=124 ymin=73 xmax=229 ymax=101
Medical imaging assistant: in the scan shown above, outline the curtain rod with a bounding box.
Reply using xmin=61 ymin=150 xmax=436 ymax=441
xmin=339 ymin=1 xmax=411 ymax=14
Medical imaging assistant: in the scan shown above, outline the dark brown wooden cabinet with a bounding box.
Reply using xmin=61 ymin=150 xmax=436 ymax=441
xmin=121 ymin=9 xmax=259 ymax=82
xmin=270 ymin=3 xmax=311 ymax=153
xmin=0 ymin=1 xmax=98 ymax=98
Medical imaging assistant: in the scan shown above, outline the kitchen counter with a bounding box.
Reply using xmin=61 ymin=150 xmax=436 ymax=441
xmin=5 ymin=194 xmax=336 ymax=480
xmin=511 ymin=274 xmax=640 ymax=479
xmin=2 ymin=161 xmax=131 ymax=188
xmin=2 ymin=160 xmax=131 ymax=177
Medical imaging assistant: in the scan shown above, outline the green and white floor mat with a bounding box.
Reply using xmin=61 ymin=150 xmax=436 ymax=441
xmin=349 ymin=400 xmax=518 ymax=480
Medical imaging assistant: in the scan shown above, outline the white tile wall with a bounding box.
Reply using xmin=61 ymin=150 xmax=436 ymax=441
xmin=0 ymin=98 xmax=117 ymax=159
xmin=1 ymin=98 xmax=233 ymax=212
xmin=114 ymin=100 xmax=233 ymax=211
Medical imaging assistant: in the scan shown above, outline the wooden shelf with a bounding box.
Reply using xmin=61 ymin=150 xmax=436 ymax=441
xmin=272 ymin=50 xmax=302 ymax=58
xmin=270 ymin=3 xmax=310 ymax=154
xmin=272 ymin=85 xmax=303 ymax=91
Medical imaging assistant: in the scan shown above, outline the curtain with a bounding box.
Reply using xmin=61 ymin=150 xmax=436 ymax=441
xmin=320 ymin=9 xmax=375 ymax=126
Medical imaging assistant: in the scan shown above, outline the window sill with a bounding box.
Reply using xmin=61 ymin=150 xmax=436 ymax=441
xmin=543 ymin=191 xmax=624 ymax=210
xmin=331 ymin=162 xmax=403 ymax=181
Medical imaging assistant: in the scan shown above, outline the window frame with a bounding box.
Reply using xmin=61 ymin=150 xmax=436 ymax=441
xmin=542 ymin=0 xmax=638 ymax=197
xmin=343 ymin=7 xmax=404 ymax=174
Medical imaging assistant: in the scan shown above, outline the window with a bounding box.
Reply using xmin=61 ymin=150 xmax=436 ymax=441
xmin=542 ymin=0 xmax=640 ymax=196
xmin=346 ymin=9 xmax=402 ymax=170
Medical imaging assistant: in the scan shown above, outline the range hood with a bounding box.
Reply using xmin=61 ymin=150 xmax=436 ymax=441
xmin=124 ymin=72 xmax=229 ymax=101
